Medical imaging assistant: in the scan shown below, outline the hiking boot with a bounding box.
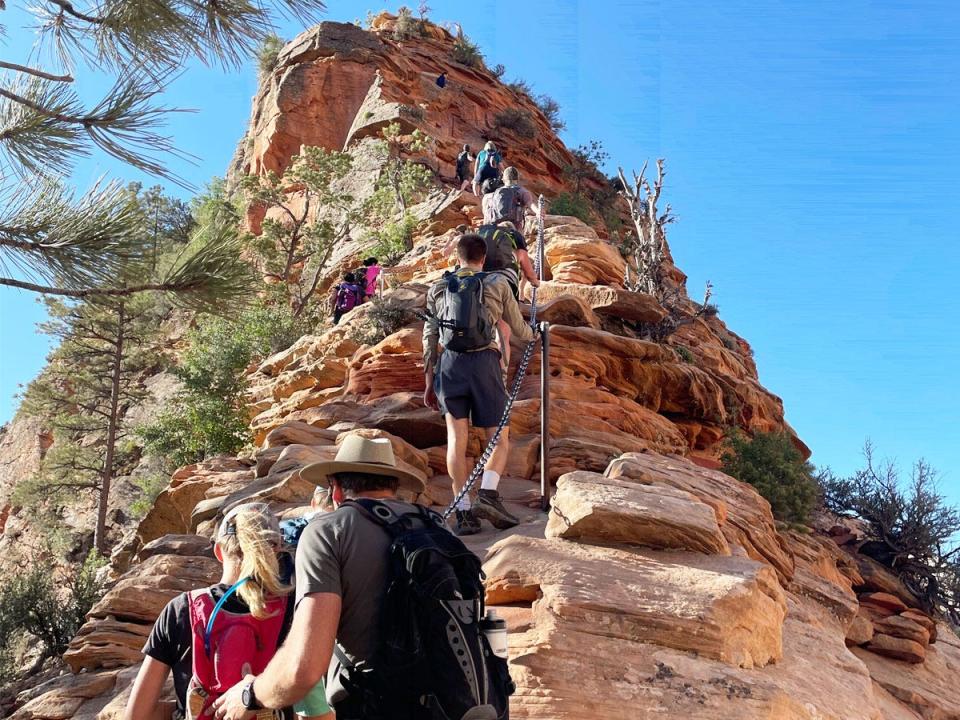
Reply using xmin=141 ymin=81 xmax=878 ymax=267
xmin=454 ymin=509 xmax=482 ymax=536
xmin=475 ymin=489 xmax=520 ymax=530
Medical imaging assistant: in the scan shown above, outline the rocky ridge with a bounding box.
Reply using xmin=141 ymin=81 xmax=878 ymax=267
xmin=5 ymin=15 xmax=959 ymax=720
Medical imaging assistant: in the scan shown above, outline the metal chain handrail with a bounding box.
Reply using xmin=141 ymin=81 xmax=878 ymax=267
xmin=440 ymin=195 xmax=546 ymax=520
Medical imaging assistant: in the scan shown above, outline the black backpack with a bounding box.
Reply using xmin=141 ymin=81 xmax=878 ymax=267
xmin=335 ymin=499 xmax=514 ymax=720
xmin=435 ymin=271 xmax=495 ymax=353
xmin=477 ymin=225 xmax=519 ymax=275
xmin=490 ymin=186 xmax=523 ymax=226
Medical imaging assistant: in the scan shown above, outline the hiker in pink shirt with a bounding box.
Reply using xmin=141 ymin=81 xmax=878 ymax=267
xmin=363 ymin=257 xmax=381 ymax=299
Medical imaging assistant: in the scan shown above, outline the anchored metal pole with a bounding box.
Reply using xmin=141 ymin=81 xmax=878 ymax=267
xmin=539 ymin=322 xmax=551 ymax=511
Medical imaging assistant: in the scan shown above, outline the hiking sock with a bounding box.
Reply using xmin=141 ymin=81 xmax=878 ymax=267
xmin=456 ymin=494 xmax=472 ymax=511
xmin=481 ymin=470 xmax=501 ymax=491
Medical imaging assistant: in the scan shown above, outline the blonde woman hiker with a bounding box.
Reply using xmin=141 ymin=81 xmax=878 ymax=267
xmin=124 ymin=503 xmax=333 ymax=720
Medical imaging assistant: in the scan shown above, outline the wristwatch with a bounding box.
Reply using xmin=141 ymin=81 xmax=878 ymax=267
xmin=241 ymin=680 xmax=263 ymax=711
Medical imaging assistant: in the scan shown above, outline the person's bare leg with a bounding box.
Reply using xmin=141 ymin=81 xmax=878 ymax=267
xmin=445 ymin=414 xmax=470 ymax=496
xmin=484 ymin=425 xmax=510 ymax=476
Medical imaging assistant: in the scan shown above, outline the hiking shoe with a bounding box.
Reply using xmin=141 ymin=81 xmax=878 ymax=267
xmin=454 ymin=509 xmax=482 ymax=536
xmin=475 ymin=489 xmax=520 ymax=530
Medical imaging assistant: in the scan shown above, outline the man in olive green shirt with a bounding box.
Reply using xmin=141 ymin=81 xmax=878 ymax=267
xmin=422 ymin=234 xmax=534 ymax=535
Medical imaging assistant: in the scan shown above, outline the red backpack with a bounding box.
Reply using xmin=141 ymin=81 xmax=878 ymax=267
xmin=186 ymin=579 xmax=288 ymax=719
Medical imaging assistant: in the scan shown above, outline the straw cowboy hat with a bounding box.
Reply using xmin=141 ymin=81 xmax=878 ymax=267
xmin=300 ymin=435 xmax=424 ymax=494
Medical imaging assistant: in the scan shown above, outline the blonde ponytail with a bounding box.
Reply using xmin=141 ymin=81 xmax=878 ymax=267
xmin=218 ymin=504 xmax=291 ymax=618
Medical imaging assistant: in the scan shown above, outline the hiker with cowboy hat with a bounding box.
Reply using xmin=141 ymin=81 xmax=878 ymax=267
xmin=211 ymin=435 xmax=426 ymax=720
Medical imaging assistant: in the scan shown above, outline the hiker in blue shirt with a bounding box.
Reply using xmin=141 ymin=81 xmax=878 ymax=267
xmin=472 ymin=141 xmax=502 ymax=196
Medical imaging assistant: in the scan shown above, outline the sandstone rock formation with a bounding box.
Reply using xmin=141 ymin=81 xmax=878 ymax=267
xmin=4 ymin=14 xmax=958 ymax=720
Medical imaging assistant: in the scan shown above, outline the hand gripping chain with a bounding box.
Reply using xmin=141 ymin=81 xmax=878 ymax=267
xmin=441 ymin=196 xmax=547 ymax=520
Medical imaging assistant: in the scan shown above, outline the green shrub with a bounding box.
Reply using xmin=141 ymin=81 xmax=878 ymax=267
xmin=549 ymin=192 xmax=593 ymax=223
xmin=372 ymin=215 xmax=418 ymax=266
xmin=506 ymin=79 xmax=533 ymax=98
xmin=138 ymin=302 xmax=307 ymax=469
xmin=393 ymin=6 xmax=416 ymax=40
xmin=721 ymin=431 xmax=819 ymax=524
xmin=491 ymin=63 xmax=506 ymax=79
xmin=256 ymin=34 xmax=285 ymax=79
xmin=129 ymin=474 xmax=172 ymax=518
xmin=674 ymin=346 xmax=695 ymax=364
xmin=493 ymin=108 xmax=536 ymax=139
xmin=535 ymin=94 xmax=565 ymax=132
xmin=0 ymin=553 xmax=104 ymax=681
xmin=348 ymin=299 xmax=411 ymax=346
xmin=452 ymin=30 xmax=483 ymax=67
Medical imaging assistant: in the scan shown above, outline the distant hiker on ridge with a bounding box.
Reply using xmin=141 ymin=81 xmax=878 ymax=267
xmin=436 ymin=71 xmax=447 ymax=88
xmin=422 ymin=233 xmax=534 ymax=536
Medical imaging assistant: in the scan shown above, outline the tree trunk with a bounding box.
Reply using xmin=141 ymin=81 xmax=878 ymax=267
xmin=94 ymin=301 xmax=124 ymax=555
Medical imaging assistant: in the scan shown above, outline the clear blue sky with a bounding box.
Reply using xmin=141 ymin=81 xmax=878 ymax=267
xmin=2 ymin=1 xmax=957 ymax=505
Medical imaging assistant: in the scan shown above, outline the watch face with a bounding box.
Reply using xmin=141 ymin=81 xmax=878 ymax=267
xmin=241 ymin=684 xmax=253 ymax=709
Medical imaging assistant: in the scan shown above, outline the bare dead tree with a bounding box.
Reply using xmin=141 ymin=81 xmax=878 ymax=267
xmin=618 ymin=159 xmax=675 ymax=297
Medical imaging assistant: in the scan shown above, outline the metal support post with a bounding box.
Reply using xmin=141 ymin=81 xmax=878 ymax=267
xmin=539 ymin=322 xmax=551 ymax=511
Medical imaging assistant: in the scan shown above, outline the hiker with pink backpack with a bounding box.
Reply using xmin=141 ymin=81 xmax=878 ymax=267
xmin=123 ymin=503 xmax=332 ymax=720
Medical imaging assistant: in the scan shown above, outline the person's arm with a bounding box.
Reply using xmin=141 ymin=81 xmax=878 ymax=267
xmin=491 ymin=279 xmax=534 ymax=344
xmin=124 ymin=657 xmax=171 ymax=720
xmin=515 ymin=249 xmax=539 ymax=286
xmin=212 ymin=593 xmax=342 ymax=718
xmin=422 ymin=287 xmax=440 ymax=410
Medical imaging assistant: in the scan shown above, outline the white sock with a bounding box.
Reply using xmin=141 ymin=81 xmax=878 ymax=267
xmin=481 ymin=470 xmax=501 ymax=491
xmin=456 ymin=494 xmax=472 ymax=511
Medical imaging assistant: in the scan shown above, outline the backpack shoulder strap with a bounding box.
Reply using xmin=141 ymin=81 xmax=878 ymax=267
xmin=342 ymin=499 xmax=444 ymax=536
xmin=202 ymin=578 xmax=250 ymax=657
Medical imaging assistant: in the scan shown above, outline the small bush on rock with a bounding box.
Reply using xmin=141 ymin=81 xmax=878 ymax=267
xmin=493 ymin=108 xmax=536 ymax=139
xmin=0 ymin=553 xmax=104 ymax=681
xmin=549 ymin=192 xmax=593 ymax=223
xmin=256 ymin=34 xmax=284 ymax=79
xmin=721 ymin=431 xmax=819 ymax=524
xmin=822 ymin=443 xmax=960 ymax=622
xmin=348 ymin=300 xmax=411 ymax=346
xmin=452 ymin=29 xmax=483 ymax=67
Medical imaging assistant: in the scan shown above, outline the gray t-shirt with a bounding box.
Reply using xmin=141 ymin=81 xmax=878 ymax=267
xmin=295 ymin=499 xmax=418 ymax=702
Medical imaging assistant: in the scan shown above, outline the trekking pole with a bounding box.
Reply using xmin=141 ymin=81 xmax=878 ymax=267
xmin=539 ymin=321 xmax=551 ymax=511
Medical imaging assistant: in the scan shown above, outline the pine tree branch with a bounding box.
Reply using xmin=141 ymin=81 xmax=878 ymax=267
xmin=0 ymin=277 xmax=202 ymax=297
xmin=0 ymin=61 xmax=74 ymax=82
xmin=45 ymin=0 xmax=104 ymax=25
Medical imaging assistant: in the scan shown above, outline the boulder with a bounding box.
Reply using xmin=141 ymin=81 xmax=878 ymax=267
xmin=605 ymin=453 xmax=795 ymax=581
xmin=859 ymin=591 xmax=909 ymax=619
xmin=854 ymin=630 xmax=960 ymax=717
xmin=484 ymin=535 xmax=785 ymax=669
xmin=845 ymin=613 xmax=875 ymax=646
xmin=535 ymin=281 xmax=667 ymax=324
xmin=263 ymin=421 xmax=338 ymax=448
xmin=873 ymin=615 xmax=931 ymax=647
xmin=866 ymin=633 xmax=926 ymax=664
xmin=546 ymin=471 xmax=730 ymax=555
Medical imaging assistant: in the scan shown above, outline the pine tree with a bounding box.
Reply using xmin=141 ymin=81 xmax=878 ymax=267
xmin=19 ymin=294 xmax=159 ymax=554
xmin=238 ymin=146 xmax=356 ymax=318
xmin=0 ymin=1 xmax=326 ymax=300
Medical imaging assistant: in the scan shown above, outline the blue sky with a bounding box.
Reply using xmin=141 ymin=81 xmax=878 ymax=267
xmin=1 ymin=0 xmax=957 ymax=505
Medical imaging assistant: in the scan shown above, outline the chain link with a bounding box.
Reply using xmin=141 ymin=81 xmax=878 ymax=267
xmin=441 ymin=196 xmax=546 ymax=520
